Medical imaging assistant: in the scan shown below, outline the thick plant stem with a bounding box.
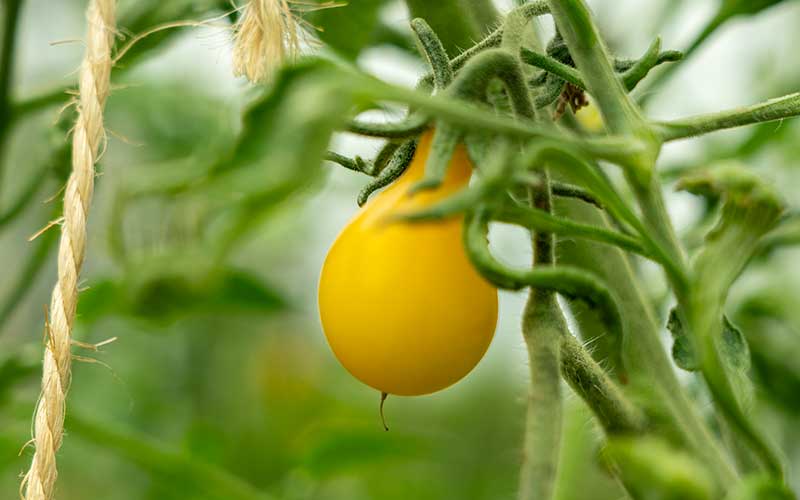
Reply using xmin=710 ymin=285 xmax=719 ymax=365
xmin=553 ymin=197 xmax=738 ymax=487
xmin=629 ymin=177 xmax=689 ymax=292
xmin=518 ymin=179 xmax=562 ymax=500
xmin=560 ymin=333 xmax=644 ymax=435
xmin=519 ymin=290 xmax=563 ymax=500
xmin=543 ymin=1 xmax=737 ymax=485
xmin=545 ymin=0 xmax=660 ymax=182
xmin=545 ymin=0 xmax=646 ymax=137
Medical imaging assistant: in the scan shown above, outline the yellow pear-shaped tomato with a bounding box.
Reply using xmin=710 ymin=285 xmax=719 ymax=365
xmin=318 ymin=131 xmax=498 ymax=396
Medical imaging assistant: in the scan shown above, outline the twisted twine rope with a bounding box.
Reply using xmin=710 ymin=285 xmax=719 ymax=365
xmin=232 ymin=0 xmax=299 ymax=83
xmin=21 ymin=0 xmax=115 ymax=498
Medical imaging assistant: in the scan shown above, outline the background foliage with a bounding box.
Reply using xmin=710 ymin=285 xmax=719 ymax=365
xmin=0 ymin=0 xmax=799 ymax=498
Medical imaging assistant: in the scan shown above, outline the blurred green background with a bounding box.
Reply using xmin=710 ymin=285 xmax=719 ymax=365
xmin=1 ymin=0 xmax=799 ymax=498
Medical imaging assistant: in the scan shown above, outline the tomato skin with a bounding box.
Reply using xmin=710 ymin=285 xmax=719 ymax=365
xmin=318 ymin=132 xmax=498 ymax=396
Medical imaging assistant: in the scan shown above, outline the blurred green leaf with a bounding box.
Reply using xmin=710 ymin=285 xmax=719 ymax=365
xmin=308 ymin=0 xmax=388 ymax=60
xmin=602 ymin=437 xmax=716 ymax=500
xmin=129 ymin=268 xmax=286 ymax=318
xmin=0 ymin=355 xmax=39 ymax=404
xmin=79 ymin=267 xmax=287 ymax=326
xmin=106 ymin=83 xmax=236 ymax=165
xmin=299 ymin=425 xmax=422 ymax=477
xmin=199 ymin=59 xmax=352 ymax=207
xmin=735 ymin=293 xmax=800 ymax=414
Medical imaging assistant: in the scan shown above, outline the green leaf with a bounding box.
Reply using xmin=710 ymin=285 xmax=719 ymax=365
xmin=199 ymin=59 xmax=353 ymax=207
xmin=667 ymin=309 xmax=750 ymax=375
xmin=77 ymin=279 xmax=127 ymax=324
xmin=735 ymin=294 xmax=800 ymax=415
xmin=0 ymin=354 xmax=39 ymax=403
xmin=106 ymin=83 xmax=236 ymax=164
xmin=129 ymin=267 xmax=287 ymax=321
xmin=602 ymin=437 xmax=716 ymax=500
xmin=298 ymin=424 xmax=422 ymax=477
xmin=307 ymin=0 xmax=388 ymax=60
xmin=78 ymin=267 xmax=287 ymax=327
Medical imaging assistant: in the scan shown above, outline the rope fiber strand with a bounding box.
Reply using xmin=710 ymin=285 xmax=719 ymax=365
xmin=21 ymin=0 xmax=116 ymax=498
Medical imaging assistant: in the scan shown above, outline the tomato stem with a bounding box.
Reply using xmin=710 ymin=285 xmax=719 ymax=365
xmin=379 ymin=392 xmax=389 ymax=432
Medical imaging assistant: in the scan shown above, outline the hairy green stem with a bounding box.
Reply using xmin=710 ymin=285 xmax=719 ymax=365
xmin=358 ymin=139 xmax=417 ymax=205
xmin=630 ymin=177 xmax=690 ymax=292
xmin=560 ymin=333 xmax=645 ymax=435
xmin=545 ymin=0 xmax=648 ymax=137
xmin=464 ymin=208 xmax=622 ymax=329
xmin=516 ymin=142 xmax=687 ymax=287
xmin=449 ymin=49 xmax=536 ymax=120
xmin=411 ymin=18 xmax=453 ymax=92
xmin=520 ymin=47 xmax=585 ymax=88
xmin=621 ymin=38 xmax=679 ymax=91
xmin=539 ymin=9 xmax=741 ymax=485
xmin=518 ymin=290 xmax=562 ymax=500
xmin=545 ymin=2 xmax=768 ymax=485
xmin=624 ymin=146 xmax=779 ymax=479
xmin=552 ymin=197 xmax=739 ymax=488
xmin=345 ymin=70 xmax=644 ymax=165
xmin=549 ymin=182 xmax=601 ymax=208
xmin=518 ymin=167 xmax=561 ymax=500
xmin=413 ymin=126 xmax=460 ymax=192
xmin=346 ymin=112 xmax=429 ymax=139
xmin=495 ymin=204 xmax=648 ymax=257
xmin=324 ymin=151 xmax=369 ymax=174
xmin=654 ymin=93 xmax=800 ymax=141
xmin=446 ymin=1 xmax=550 ymax=76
